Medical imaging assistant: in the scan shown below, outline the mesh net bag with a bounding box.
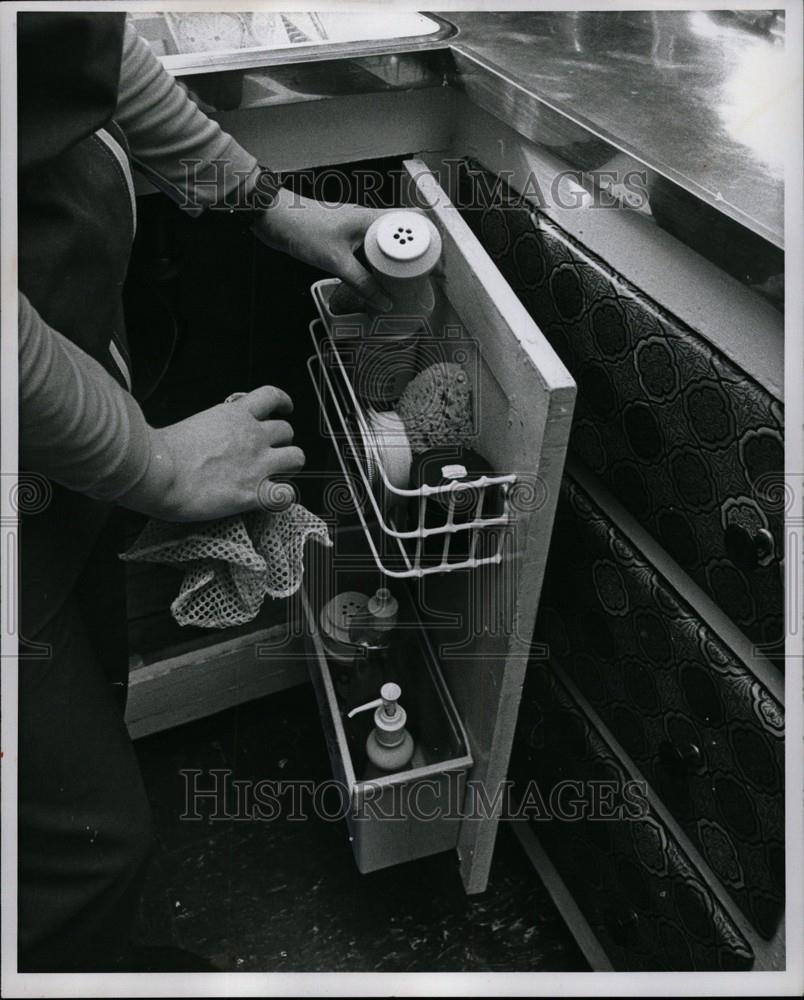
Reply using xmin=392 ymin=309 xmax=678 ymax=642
xmin=397 ymin=362 xmax=473 ymax=454
xmin=122 ymin=504 xmax=331 ymax=629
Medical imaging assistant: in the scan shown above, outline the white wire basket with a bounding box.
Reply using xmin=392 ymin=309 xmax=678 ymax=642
xmin=307 ymin=316 xmax=517 ymax=578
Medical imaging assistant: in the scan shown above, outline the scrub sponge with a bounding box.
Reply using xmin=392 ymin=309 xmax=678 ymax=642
xmin=397 ymin=362 xmax=473 ymax=454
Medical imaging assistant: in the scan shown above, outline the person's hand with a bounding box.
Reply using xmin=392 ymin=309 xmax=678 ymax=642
xmin=120 ymin=386 xmax=305 ymax=522
xmin=251 ymin=189 xmax=394 ymax=313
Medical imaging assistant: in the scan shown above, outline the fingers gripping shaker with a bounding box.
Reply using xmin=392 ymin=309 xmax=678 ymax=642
xmin=330 ymin=211 xmax=443 ymax=408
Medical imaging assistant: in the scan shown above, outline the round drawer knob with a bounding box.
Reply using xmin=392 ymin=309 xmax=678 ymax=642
xmin=658 ymin=739 xmax=702 ymax=775
xmin=606 ymin=907 xmax=640 ymax=946
xmin=724 ymin=523 xmax=774 ymax=571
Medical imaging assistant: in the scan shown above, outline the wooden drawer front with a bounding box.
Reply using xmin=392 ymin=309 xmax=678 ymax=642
xmin=512 ymin=665 xmax=754 ymax=971
xmin=458 ymin=164 xmax=783 ymax=664
xmin=535 ymin=475 xmax=784 ymax=938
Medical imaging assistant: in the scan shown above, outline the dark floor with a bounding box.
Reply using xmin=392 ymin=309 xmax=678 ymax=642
xmin=133 ymin=683 xmax=588 ymax=973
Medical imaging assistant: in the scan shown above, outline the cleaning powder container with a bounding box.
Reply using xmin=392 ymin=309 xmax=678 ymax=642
xmin=333 ymin=210 xmax=443 ymax=408
xmin=363 ymin=211 xmax=442 ymax=317
xmin=319 ymin=590 xmax=369 ymax=663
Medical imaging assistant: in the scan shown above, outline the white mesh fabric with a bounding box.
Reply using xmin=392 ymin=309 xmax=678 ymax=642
xmin=122 ymin=504 xmax=331 ymax=628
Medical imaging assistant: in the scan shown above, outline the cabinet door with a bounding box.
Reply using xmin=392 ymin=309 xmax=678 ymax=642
xmin=398 ymin=160 xmax=576 ymax=892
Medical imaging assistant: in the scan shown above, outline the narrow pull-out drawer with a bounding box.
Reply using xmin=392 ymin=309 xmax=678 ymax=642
xmin=459 ymin=174 xmax=784 ymax=666
xmin=305 ymin=160 xmax=576 ymax=893
xmin=513 ymin=663 xmax=755 ymax=971
xmin=536 ymin=473 xmax=784 ymax=938
xmin=300 ymin=526 xmax=473 ymax=876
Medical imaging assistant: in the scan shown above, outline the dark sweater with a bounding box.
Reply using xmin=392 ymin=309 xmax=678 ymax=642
xmin=19 ymin=16 xmax=263 ymax=502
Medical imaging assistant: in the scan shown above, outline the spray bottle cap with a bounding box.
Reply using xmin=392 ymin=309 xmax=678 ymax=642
xmin=347 ymin=682 xmax=407 ymax=732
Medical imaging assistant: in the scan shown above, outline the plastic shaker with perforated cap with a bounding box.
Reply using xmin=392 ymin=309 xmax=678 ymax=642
xmin=319 ymin=589 xmax=370 ymax=663
xmin=333 ymin=210 xmax=443 ymax=408
xmin=330 ymin=209 xmax=442 ymax=319
xmin=364 ymin=210 xmax=442 ymax=317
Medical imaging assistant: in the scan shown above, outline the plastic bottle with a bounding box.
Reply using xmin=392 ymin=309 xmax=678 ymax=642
xmin=319 ymin=590 xmax=369 ymax=663
xmin=347 ymin=682 xmax=415 ymax=773
xmin=330 ymin=210 xmax=443 ymax=408
xmin=330 ymin=210 xmax=442 ymax=321
xmin=362 ymin=211 xmax=442 ymax=320
xmin=408 ymin=446 xmax=504 ymax=564
xmin=348 ymin=587 xmax=398 ymax=648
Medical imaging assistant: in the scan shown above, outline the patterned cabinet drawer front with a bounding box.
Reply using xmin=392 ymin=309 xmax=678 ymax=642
xmin=535 ymin=476 xmax=784 ymax=939
xmin=457 ymin=164 xmax=784 ymax=665
xmin=512 ymin=664 xmax=754 ymax=971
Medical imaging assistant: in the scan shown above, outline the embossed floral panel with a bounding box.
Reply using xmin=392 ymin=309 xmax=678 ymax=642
xmin=458 ymin=162 xmax=784 ymax=667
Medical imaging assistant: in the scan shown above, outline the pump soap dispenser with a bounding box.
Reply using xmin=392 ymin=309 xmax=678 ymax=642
xmin=347 ymin=682 xmax=415 ymax=773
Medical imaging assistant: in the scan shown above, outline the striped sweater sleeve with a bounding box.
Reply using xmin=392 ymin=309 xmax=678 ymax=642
xmin=18 ymin=292 xmax=153 ymax=501
xmin=114 ymin=16 xmax=263 ymax=212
